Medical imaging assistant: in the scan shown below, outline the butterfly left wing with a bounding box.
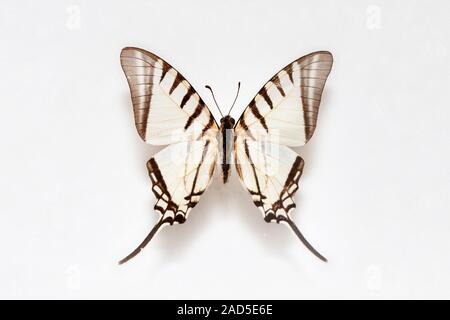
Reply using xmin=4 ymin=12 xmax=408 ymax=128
xmin=234 ymin=51 xmax=333 ymax=261
xmin=119 ymin=47 xmax=219 ymax=264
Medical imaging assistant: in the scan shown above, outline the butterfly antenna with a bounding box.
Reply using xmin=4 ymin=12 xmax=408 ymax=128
xmin=227 ymin=82 xmax=241 ymax=115
xmin=205 ymin=85 xmax=224 ymax=118
xmin=285 ymin=218 xmax=328 ymax=262
xmin=118 ymin=218 xmax=165 ymax=265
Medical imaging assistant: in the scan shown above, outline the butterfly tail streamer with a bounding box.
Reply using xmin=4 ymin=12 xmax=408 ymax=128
xmin=118 ymin=218 xmax=166 ymax=265
xmin=285 ymin=218 xmax=328 ymax=262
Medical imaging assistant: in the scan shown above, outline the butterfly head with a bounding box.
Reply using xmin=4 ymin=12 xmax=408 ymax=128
xmin=220 ymin=115 xmax=235 ymax=129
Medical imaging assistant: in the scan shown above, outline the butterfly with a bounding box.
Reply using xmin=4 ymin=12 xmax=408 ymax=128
xmin=119 ymin=47 xmax=333 ymax=264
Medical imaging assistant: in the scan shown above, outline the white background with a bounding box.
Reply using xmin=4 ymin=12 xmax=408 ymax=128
xmin=1 ymin=0 xmax=449 ymax=299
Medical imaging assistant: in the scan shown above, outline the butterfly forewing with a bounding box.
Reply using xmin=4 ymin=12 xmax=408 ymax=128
xmin=235 ymin=51 xmax=333 ymax=146
xmin=120 ymin=47 xmax=218 ymax=145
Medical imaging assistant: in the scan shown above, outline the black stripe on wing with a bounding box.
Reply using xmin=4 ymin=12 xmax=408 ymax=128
xmin=263 ymin=156 xmax=303 ymax=222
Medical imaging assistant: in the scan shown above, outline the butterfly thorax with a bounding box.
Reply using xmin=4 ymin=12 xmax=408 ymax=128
xmin=219 ymin=115 xmax=235 ymax=183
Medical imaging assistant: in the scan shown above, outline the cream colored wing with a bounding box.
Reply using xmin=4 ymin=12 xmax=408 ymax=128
xmin=121 ymin=47 xmax=218 ymax=145
xmin=235 ymin=51 xmax=332 ymax=146
xmin=234 ymin=135 xmax=326 ymax=261
xmin=233 ymin=51 xmax=333 ymax=261
xmin=119 ymin=136 xmax=218 ymax=264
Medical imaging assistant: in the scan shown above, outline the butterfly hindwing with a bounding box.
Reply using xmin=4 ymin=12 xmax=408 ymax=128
xmin=234 ymin=135 xmax=326 ymax=261
xmin=148 ymin=137 xmax=218 ymax=221
xmin=119 ymin=136 xmax=218 ymax=264
xmin=234 ymin=135 xmax=303 ymax=222
xmin=120 ymin=47 xmax=218 ymax=145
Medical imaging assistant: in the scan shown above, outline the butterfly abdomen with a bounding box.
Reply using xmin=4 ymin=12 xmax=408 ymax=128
xmin=219 ymin=116 xmax=235 ymax=183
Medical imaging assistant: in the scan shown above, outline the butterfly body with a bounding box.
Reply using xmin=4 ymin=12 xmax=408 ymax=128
xmin=119 ymin=47 xmax=333 ymax=264
xmin=219 ymin=115 xmax=235 ymax=183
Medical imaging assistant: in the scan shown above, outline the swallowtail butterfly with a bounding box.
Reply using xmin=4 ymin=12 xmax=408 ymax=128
xmin=119 ymin=47 xmax=333 ymax=264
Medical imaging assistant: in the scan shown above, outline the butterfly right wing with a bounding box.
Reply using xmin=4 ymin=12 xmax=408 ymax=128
xmin=120 ymin=47 xmax=218 ymax=145
xmin=233 ymin=51 xmax=333 ymax=261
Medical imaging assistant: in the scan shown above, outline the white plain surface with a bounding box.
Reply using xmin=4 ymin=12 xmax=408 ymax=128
xmin=1 ymin=0 xmax=450 ymax=299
